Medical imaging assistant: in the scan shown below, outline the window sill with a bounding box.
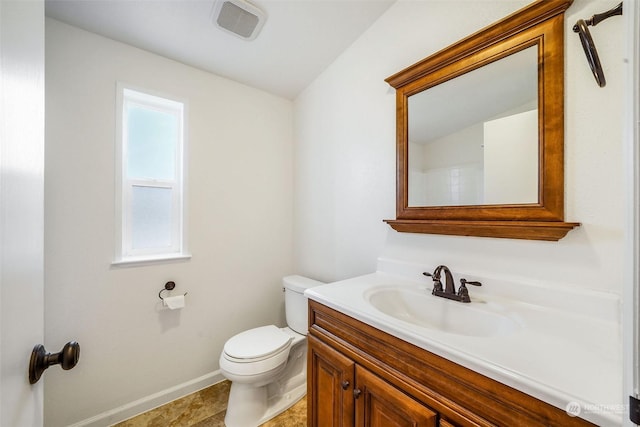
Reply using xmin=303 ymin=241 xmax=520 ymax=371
xmin=111 ymin=253 xmax=192 ymax=268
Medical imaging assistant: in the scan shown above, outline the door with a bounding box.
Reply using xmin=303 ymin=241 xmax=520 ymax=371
xmin=0 ymin=0 xmax=46 ymax=425
xmin=308 ymin=335 xmax=355 ymax=427
xmin=354 ymin=366 xmax=437 ymax=427
xmin=626 ymin=0 xmax=640 ymax=425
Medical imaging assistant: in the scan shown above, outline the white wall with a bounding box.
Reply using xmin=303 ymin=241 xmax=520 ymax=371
xmin=484 ymin=109 xmax=538 ymax=205
xmin=422 ymin=124 xmax=484 ymax=170
xmin=294 ymin=0 xmax=625 ymax=294
xmin=45 ymin=19 xmax=293 ymax=426
xmin=418 ymin=125 xmax=484 ymax=206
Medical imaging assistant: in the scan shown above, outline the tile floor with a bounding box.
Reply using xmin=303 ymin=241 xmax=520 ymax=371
xmin=113 ymin=380 xmax=306 ymax=427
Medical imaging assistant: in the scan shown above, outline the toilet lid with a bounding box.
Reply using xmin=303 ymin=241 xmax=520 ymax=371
xmin=224 ymin=325 xmax=292 ymax=361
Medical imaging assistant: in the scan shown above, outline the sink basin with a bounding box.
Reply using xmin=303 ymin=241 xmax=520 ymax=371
xmin=364 ymin=286 xmax=522 ymax=337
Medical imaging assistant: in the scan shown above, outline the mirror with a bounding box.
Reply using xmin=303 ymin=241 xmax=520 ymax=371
xmin=385 ymin=0 xmax=579 ymax=240
xmin=408 ymin=45 xmax=539 ymax=207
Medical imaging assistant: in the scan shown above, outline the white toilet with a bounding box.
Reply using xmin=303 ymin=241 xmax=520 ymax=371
xmin=219 ymin=275 xmax=323 ymax=427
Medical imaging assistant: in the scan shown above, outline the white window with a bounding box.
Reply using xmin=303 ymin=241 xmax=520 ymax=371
xmin=114 ymin=85 xmax=189 ymax=265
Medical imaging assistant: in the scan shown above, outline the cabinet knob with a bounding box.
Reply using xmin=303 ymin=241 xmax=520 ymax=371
xmin=341 ymin=380 xmax=350 ymax=390
xmin=353 ymin=388 xmax=362 ymax=398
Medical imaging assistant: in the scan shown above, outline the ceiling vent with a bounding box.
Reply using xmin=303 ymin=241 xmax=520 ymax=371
xmin=211 ymin=0 xmax=266 ymax=41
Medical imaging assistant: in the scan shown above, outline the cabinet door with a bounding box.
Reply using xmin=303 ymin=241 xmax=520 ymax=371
xmin=355 ymin=365 xmax=437 ymax=427
xmin=308 ymin=335 xmax=356 ymax=427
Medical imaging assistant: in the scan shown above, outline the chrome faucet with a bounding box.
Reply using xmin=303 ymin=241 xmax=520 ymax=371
xmin=423 ymin=265 xmax=482 ymax=303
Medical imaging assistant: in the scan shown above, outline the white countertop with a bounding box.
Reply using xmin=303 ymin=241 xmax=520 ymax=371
xmin=305 ymin=267 xmax=622 ymax=426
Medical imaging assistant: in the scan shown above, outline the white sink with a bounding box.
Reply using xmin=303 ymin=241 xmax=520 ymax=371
xmin=364 ymin=286 xmax=522 ymax=337
xmin=305 ymin=270 xmax=622 ymax=426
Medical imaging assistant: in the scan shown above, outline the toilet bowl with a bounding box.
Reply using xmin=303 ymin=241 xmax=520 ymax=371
xmin=219 ymin=275 xmax=323 ymax=427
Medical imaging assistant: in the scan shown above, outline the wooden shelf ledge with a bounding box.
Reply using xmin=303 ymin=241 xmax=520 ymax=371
xmin=384 ymin=219 xmax=580 ymax=241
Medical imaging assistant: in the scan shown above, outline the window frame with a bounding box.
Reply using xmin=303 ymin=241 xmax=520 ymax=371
xmin=114 ymin=83 xmax=190 ymax=266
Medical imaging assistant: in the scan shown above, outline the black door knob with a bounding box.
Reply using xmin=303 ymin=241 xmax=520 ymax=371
xmin=29 ymin=341 xmax=80 ymax=384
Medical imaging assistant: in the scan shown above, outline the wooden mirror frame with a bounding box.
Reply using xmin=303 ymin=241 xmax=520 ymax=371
xmin=384 ymin=0 xmax=579 ymax=241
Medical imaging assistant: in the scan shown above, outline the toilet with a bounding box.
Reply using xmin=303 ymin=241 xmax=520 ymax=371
xmin=219 ymin=275 xmax=323 ymax=427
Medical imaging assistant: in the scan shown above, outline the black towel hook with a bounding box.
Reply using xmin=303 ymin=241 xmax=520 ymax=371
xmin=573 ymin=2 xmax=623 ymax=88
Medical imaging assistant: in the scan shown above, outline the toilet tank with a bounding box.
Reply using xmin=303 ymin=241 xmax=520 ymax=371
xmin=283 ymin=275 xmax=324 ymax=335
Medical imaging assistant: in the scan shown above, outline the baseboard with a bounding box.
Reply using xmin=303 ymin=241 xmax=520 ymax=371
xmin=68 ymin=370 xmax=225 ymax=427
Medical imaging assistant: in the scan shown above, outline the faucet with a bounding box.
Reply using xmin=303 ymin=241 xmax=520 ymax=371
xmin=422 ymin=265 xmax=482 ymax=303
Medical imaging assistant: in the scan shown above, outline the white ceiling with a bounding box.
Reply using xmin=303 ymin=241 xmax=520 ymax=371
xmin=409 ymin=45 xmax=539 ymax=144
xmin=45 ymin=0 xmax=396 ymax=99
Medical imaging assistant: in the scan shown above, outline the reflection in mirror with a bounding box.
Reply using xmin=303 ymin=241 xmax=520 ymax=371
xmin=407 ymin=46 xmax=538 ymax=207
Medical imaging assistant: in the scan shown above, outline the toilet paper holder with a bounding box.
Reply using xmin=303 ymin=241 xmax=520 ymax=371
xmin=158 ymin=281 xmax=187 ymax=301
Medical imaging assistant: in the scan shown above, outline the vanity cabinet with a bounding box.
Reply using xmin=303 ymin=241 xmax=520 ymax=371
xmin=308 ymin=335 xmax=437 ymax=426
xmin=308 ymin=335 xmax=354 ymax=426
xmin=307 ymin=300 xmax=595 ymax=427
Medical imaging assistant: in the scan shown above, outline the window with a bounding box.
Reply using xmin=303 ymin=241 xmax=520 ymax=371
xmin=114 ymin=85 xmax=189 ymax=265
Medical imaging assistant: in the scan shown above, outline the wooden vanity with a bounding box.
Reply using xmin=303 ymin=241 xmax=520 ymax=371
xmin=307 ymin=300 xmax=595 ymax=427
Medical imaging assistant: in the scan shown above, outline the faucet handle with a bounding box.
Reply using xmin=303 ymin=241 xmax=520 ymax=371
xmin=423 ymin=271 xmax=443 ymax=293
xmin=460 ymin=278 xmax=482 ymax=287
xmin=457 ymin=278 xmax=481 ymax=303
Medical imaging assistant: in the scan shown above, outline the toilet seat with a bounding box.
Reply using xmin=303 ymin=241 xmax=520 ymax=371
xmin=220 ymin=325 xmax=293 ymax=378
xmin=223 ymin=325 xmax=292 ymax=362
